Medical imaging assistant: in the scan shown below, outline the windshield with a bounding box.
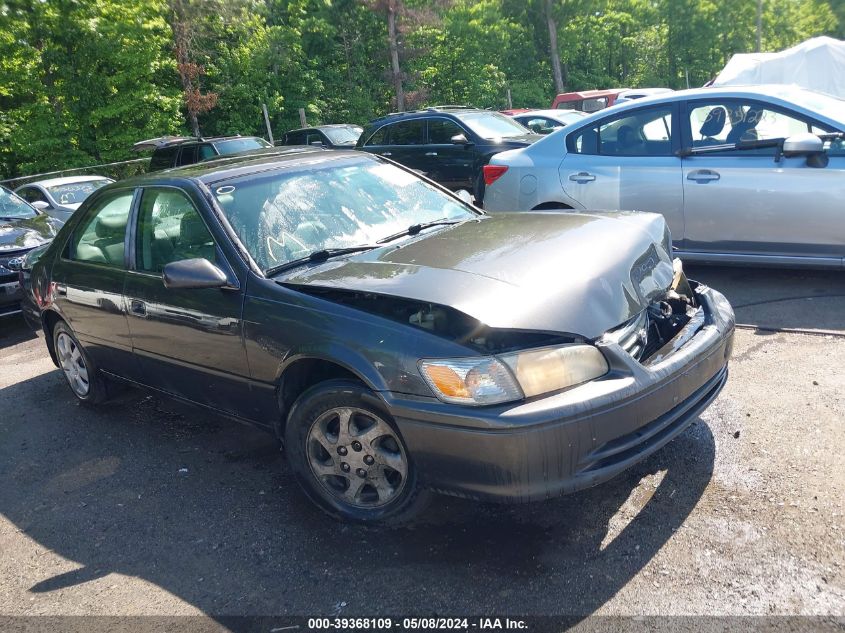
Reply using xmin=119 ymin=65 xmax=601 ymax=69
xmin=323 ymin=126 xmax=363 ymax=145
xmin=786 ymin=89 xmax=845 ymax=126
xmin=212 ymin=156 xmax=477 ymax=273
xmin=0 ymin=186 xmax=38 ymax=219
xmin=214 ymin=137 xmax=272 ymax=156
xmin=47 ymin=179 xmax=111 ymax=205
xmin=456 ymin=112 xmax=533 ymax=139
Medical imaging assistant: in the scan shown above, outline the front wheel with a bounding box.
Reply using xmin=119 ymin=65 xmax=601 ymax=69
xmin=284 ymin=380 xmax=429 ymax=524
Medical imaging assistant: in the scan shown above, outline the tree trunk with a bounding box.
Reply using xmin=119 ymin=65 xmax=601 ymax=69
xmin=387 ymin=0 xmax=404 ymax=112
xmin=545 ymin=0 xmax=565 ymax=94
xmin=168 ymin=0 xmax=201 ymax=137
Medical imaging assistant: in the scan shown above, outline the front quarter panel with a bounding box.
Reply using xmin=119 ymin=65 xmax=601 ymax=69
xmin=242 ymin=275 xmax=476 ymax=398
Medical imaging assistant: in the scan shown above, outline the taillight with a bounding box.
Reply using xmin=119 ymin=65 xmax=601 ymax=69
xmin=482 ymin=164 xmax=508 ymax=186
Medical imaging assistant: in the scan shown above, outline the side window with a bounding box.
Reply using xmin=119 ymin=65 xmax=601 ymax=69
xmin=598 ymin=107 xmax=673 ymax=156
xmin=20 ymin=187 xmax=48 ymax=204
xmin=176 ymin=145 xmax=198 ymax=167
xmin=69 ymin=191 xmax=134 ymax=267
xmin=306 ymin=133 xmax=325 ymax=146
xmin=689 ymin=101 xmax=816 ymax=150
xmin=523 ymin=117 xmax=561 ymax=134
xmin=135 ymin=189 xmax=217 ymax=274
xmin=428 ymin=119 xmax=464 ymax=144
xmin=149 ymin=146 xmax=177 ymax=171
xmin=197 ymin=144 xmax=216 ymax=161
xmin=567 ymin=107 xmax=673 ymax=156
xmin=390 ymin=120 xmax=425 ymax=145
xmin=365 ymin=126 xmax=390 ymax=146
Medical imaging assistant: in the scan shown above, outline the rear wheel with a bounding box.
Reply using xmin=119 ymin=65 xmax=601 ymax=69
xmin=285 ymin=380 xmax=429 ymax=524
xmin=52 ymin=320 xmax=109 ymax=405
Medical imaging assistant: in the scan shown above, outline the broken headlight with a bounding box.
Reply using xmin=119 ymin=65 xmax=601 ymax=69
xmin=419 ymin=344 xmax=609 ymax=406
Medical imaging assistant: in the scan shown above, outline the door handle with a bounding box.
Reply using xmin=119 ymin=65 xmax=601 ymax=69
xmin=54 ymin=283 xmax=67 ymax=297
xmin=425 ymin=152 xmax=438 ymax=157
xmin=687 ymin=169 xmax=720 ymax=182
xmin=381 ymin=152 xmax=392 ymax=157
xmin=568 ymin=171 xmax=596 ymax=183
xmin=129 ymin=299 xmax=146 ymax=317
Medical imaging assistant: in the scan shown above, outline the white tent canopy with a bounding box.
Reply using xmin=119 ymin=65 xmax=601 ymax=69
xmin=712 ymin=36 xmax=845 ymax=99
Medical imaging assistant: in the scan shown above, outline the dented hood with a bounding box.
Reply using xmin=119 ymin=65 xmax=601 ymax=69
xmin=278 ymin=212 xmax=674 ymax=339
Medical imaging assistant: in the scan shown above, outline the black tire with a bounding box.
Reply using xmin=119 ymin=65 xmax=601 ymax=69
xmin=284 ymin=379 xmax=429 ymax=524
xmin=52 ymin=320 xmax=110 ymax=405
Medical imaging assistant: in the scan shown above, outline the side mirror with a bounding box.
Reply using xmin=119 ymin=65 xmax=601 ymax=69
xmin=782 ymin=133 xmax=828 ymax=168
xmin=450 ymin=133 xmax=470 ymax=145
xmin=782 ymin=133 xmax=823 ymax=156
xmin=162 ymin=258 xmax=228 ymax=290
xmin=31 ymin=201 xmax=50 ymax=211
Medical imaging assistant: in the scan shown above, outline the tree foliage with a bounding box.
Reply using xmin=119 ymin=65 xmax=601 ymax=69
xmin=0 ymin=0 xmax=839 ymax=178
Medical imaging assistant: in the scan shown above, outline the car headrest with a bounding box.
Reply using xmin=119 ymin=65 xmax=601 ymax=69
xmin=699 ymin=107 xmax=727 ymax=137
xmin=617 ymin=125 xmax=635 ymax=147
xmin=94 ymin=212 xmax=127 ymax=239
xmin=180 ymin=211 xmax=210 ymax=246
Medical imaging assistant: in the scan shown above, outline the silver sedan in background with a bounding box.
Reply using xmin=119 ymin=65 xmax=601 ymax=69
xmin=511 ymin=109 xmax=587 ymax=134
xmin=484 ymin=85 xmax=845 ymax=268
xmin=15 ymin=175 xmax=113 ymax=223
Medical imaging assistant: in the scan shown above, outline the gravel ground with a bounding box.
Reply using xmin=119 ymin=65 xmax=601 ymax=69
xmin=0 ymin=265 xmax=843 ymax=624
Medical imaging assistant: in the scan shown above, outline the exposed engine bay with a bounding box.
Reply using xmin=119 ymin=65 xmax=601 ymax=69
xmin=295 ymin=286 xmax=580 ymax=354
xmin=293 ymin=261 xmax=702 ymax=364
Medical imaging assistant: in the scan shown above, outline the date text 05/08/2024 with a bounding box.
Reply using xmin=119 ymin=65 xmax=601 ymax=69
xmin=306 ymin=618 xmax=528 ymax=630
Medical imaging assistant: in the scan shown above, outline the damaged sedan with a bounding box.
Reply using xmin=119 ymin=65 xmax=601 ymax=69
xmin=20 ymin=148 xmax=735 ymax=523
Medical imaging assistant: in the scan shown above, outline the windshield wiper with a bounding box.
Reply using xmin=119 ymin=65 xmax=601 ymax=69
xmin=376 ymin=218 xmax=464 ymax=244
xmin=265 ymin=245 xmax=379 ymax=277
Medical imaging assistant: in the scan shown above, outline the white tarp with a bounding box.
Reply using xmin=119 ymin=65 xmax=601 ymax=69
xmin=712 ymin=36 xmax=845 ymax=99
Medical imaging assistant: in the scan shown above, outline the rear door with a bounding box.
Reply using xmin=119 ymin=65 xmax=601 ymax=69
xmin=382 ymin=119 xmax=428 ymax=175
xmin=559 ymin=103 xmax=685 ymax=245
xmin=681 ymin=98 xmax=845 ymax=262
xmin=50 ymin=188 xmax=142 ymax=380
xmin=123 ymin=185 xmax=252 ymax=417
xmin=423 ymin=117 xmax=474 ymax=188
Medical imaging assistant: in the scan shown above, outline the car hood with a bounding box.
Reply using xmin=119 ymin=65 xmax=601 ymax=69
xmin=279 ymin=212 xmax=674 ymax=339
xmin=0 ymin=214 xmax=61 ymax=253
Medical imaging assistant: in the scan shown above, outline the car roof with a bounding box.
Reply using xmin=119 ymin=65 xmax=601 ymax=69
xmin=287 ymin=124 xmax=361 ymax=133
xmin=133 ymin=135 xmax=265 ymax=152
xmin=111 ymin=146 xmax=347 ymax=188
xmin=562 ymin=84 xmax=845 ymax=127
xmin=515 ymin=109 xmax=587 ymax=119
xmin=17 ymin=175 xmax=113 ymax=189
xmin=367 ymin=106 xmax=488 ymax=125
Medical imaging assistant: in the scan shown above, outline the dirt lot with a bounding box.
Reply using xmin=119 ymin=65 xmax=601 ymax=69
xmin=0 ymin=265 xmax=843 ymax=625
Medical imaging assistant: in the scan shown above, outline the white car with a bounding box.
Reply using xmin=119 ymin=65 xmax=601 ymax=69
xmin=16 ymin=175 xmax=114 ymax=223
xmin=483 ymin=85 xmax=845 ymax=268
xmin=511 ymin=109 xmax=588 ymax=135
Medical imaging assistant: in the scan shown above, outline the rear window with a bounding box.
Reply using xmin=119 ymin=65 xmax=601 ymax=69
xmin=214 ymin=138 xmax=271 ymax=156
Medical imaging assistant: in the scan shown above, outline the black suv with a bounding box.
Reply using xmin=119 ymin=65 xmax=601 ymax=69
xmin=135 ymin=136 xmax=273 ymax=172
xmin=355 ymin=106 xmax=540 ymax=203
xmin=281 ymin=124 xmax=363 ymax=149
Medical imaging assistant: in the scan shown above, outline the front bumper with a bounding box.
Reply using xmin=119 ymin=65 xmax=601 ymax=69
xmin=384 ymin=284 xmax=735 ymax=502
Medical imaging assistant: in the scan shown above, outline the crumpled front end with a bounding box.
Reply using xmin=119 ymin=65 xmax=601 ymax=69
xmin=382 ymin=263 xmax=735 ymax=502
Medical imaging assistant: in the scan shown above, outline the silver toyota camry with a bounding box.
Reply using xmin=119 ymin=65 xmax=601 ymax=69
xmin=483 ymin=85 xmax=845 ymax=269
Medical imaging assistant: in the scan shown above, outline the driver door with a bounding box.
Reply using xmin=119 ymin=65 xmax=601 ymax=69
xmin=123 ymin=186 xmax=252 ymax=417
xmin=681 ymin=99 xmax=845 ymax=262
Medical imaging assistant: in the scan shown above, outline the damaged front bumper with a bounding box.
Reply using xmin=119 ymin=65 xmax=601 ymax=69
xmin=382 ymin=282 xmax=735 ymax=503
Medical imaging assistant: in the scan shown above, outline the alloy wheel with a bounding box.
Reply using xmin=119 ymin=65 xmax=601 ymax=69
xmin=306 ymin=406 xmax=408 ymax=508
xmin=56 ymin=332 xmax=90 ymax=397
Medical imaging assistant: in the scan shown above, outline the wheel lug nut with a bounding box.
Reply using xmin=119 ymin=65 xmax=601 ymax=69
xmin=341 ymin=462 xmax=350 ymax=472
xmin=351 ymin=441 xmax=362 ymax=452
xmin=356 ymin=468 xmax=367 ymax=478
xmin=364 ymin=455 xmax=374 ymax=465
xmin=337 ymin=446 xmax=348 ymax=456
